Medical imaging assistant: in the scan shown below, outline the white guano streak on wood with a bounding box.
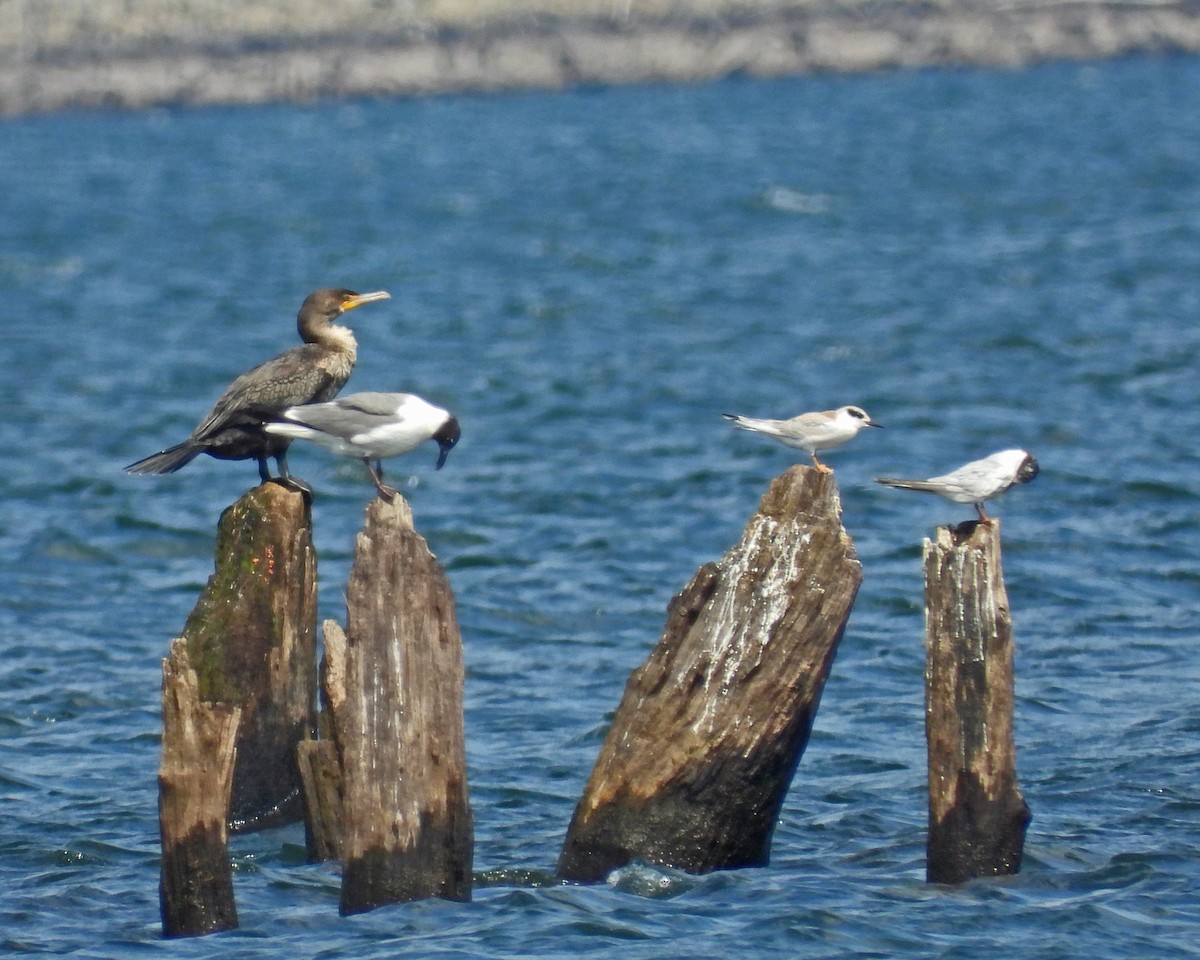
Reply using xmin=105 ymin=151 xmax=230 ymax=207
xmin=692 ymin=515 xmax=812 ymax=736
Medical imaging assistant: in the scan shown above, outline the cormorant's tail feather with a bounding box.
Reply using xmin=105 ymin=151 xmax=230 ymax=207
xmin=125 ymin=442 xmax=204 ymax=475
xmin=874 ymin=477 xmax=939 ymax=493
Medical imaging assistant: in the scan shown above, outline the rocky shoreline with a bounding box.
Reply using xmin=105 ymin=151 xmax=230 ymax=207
xmin=3 ymin=1 xmax=1200 ymax=115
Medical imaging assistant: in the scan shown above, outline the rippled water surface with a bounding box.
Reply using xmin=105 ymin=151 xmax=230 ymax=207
xmin=2 ymin=56 xmax=1199 ymax=958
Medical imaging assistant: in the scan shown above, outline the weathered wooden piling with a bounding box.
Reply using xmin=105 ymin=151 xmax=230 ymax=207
xmin=158 ymin=639 xmax=241 ymax=938
xmin=924 ymin=520 xmax=1030 ymax=884
xmin=300 ymin=495 xmax=472 ymax=914
xmin=556 ymin=465 xmax=862 ymax=882
xmin=179 ymin=482 xmax=318 ymax=831
xmin=297 ymin=733 xmax=344 ymax=864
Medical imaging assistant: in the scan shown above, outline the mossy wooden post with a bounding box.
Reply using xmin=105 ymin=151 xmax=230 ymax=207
xmin=179 ymin=482 xmax=318 ymax=831
xmin=924 ymin=520 xmax=1030 ymax=884
xmin=159 ymin=639 xmax=240 ymax=938
xmin=557 ymin=465 xmax=861 ymax=882
xmin=313 ymin=495 xmax=472 ymax=915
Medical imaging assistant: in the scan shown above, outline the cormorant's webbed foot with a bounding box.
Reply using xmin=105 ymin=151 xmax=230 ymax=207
xmin=271 ymin=451 xmax=313 ymax=501
xmin=277 ymin=475 xmax=313 ymax=498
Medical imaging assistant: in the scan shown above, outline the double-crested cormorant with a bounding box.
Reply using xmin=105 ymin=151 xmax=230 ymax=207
xmin=262 ymin=392 xmax=461 ymax=500
xmin=125 ymin=288 xmax=390 ymax=485
xmin=875 ymin=449 xmax=1039 ymax=523
xmin=722 ymin=405 xmax=881 ymax=472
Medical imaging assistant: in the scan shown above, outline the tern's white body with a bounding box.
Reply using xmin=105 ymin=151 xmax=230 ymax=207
xmin=723 ymin=404 xmax=880 ymax=470
xmin=875 ymin=448 xmax=1038 ymax=521
xmin=264 ymin=391 xmax=460 ymax=497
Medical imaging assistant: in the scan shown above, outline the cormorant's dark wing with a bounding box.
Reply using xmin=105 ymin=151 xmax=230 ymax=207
xmin=190 ymin=344 xmax=340 ymax=442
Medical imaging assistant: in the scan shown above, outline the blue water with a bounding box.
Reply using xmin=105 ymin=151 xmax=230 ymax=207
xmin=2 ymin=55 xmax=1199 ymax=958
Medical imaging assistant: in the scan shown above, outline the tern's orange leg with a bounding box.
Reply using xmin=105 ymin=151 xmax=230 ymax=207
xmin=811 ymin=453 xmax=833 ymax=475
xmin=974 ymin=503 xmax=993 ymax=524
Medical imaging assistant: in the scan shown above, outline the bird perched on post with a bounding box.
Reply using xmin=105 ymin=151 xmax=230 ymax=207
xmin=875 ymin=448 xmax=1039 ymax=523
xmin=125 ymin=288 xmax=391 ymax=488
xmin=723 ymin=405 xmax=881 ymax=472
xmin=262 ymin=392 xmax=461 ymax=500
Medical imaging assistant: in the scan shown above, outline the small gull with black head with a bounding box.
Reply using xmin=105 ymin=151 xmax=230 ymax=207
xmin=875 ymin=448 xmax=1039 ymax=523
xmin=263 ymin=391 xmax=460 ymax=500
